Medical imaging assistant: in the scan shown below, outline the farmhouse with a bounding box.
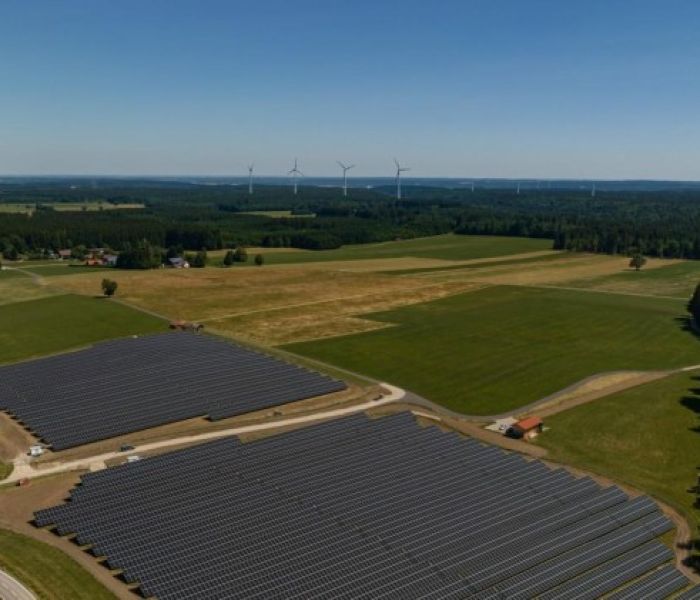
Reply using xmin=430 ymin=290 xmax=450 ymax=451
xmin=168 ymin=257 xmax=190 ymax=268
xmin=506 ymin=416 xmax=543 ymax=440
xmin=57 ymin=249 xmax=72 ymax=260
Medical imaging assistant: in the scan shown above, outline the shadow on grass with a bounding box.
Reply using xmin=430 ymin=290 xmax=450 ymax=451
xmin=675 ymin=315 xmax=700 ymax=341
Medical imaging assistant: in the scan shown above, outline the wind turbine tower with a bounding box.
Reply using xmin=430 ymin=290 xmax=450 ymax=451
xmin=288 ymin=158 xmax=304 ymax=195
xmin=337 ymin=161 xmax=355 ymax=197
xmin=248 ymin=163 xmax=254 ymax=195
xmin=394 ymin=159 xmax=410 ymax=200
xmin=471 ymin=181 xmax=475 ymax=193
xmin=591 ymin=182 xmax=596 ymax=198
xmin=517 ymin=182 xmax=521 ymax=195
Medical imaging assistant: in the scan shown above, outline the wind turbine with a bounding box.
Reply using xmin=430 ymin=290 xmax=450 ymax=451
xmin=517 ymin=181 xmax=521 ymax=195
xmin=471 ymin=181 xmax=475 ymax=193
xmin=394 ymin=158 xmax=410 ymax=200
xmin=288 ymin=158 xmax=304 ymax=195
xmin=591 ymin=182 xmax=596 ymax=198
xmin=337 ymin=161 xmax=355 ymax=197
xmin=247 ymin=163 xmax=254 ymax=195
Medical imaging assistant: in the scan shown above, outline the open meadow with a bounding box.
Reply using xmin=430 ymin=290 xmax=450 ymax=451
xmin=209 ymin=233 xmax=554 ymax=266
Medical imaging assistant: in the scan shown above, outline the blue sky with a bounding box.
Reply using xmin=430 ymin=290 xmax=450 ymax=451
xmin=1 ymin=0 xmax=699 ymax=178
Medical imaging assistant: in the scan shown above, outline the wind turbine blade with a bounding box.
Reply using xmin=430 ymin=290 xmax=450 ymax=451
xmin=337 ymin=161 xmax=346 ymax=169
xmin=394 ymin=158 xmax=400 ymax=168
xmin=348 ymin=164 xmax=355 ymax=170
xmin=297 ymin=170 xmax=305 ymax=177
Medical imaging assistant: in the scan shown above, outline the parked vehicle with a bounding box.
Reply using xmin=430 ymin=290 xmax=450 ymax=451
xmin=126 ymin=455 xmax=141 ymax=463
xmin=120 ymin=444 xmax=135 ymax=452
xmin=28 ymin=445 xmax=44 ymax=457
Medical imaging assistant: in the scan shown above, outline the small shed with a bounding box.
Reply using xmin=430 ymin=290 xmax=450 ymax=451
xmin=506 ymin=416 xmax=543 ymax=440
xmin=168 ymin=257 xmax=190 ymax=269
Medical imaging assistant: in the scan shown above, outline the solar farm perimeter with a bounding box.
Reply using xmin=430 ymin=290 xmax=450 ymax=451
xmin=35 ymin=413 xmax=698 ymax=599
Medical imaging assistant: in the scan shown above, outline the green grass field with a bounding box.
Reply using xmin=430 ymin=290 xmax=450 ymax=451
xmin=0 ymin=463 xmax=12 ymax=479
xmin=565 ymin=261 xmax=700 ymax=299
xmin=257 ymin=234 xmax=553 ymax=265
xmin=0 ymin=203 xmax=35 ymax=214
xmin=49 ymin=201 xmax=144 ymax=211
xmin=285 ymin=286 xmax=700 ymax=414
xmin=0 ymin=529 xmax=115 ymax=600
xmin=537 ymin=371 xmax=700 ymax=533
xmin=241 ymin=210 xmax=316 ymax=218
xmin=0 ymin=294 xmax=164 ymax=364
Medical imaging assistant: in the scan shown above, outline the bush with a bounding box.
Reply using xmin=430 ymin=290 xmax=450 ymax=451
xmin=254 ymin=254 xmax=264 ymax=266
xmin=191 ymin=249 xmax=207 ymax=268
xmin=101 ymin=279 xmax=118 ymax=297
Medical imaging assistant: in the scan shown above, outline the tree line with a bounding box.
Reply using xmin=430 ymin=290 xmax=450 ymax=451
xmin=4 ymin=182 xmax=700 ymax=261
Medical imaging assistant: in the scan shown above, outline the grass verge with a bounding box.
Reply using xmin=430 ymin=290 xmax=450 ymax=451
xmin=0 ymin=529 xmax=116 ymax=600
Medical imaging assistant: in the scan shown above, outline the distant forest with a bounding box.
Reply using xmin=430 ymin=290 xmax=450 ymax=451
xmin=2 ymin=180 xmax=700 ymax=259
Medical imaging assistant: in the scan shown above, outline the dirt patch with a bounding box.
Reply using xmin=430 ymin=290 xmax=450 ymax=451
xmin=0 ymin=414 xmax=35 ymax=463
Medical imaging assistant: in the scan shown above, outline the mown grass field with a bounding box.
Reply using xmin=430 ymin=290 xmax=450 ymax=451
xmin=241 ymin=234 xmax=553 ymax=265
xmin=0 ymin=294 xmax=164 ymax=364
xmin=0 ymin=529 xmax=115 ymax=600
xmin=285 ymin=285 xmax=700 ymax=415
xmin=563 ymin=260 xmax=700 ymax=299
xmin=241 ymin=209 xmax=315 ymax=218
xmin=0 ymin=203 xmax=35 ymax=214
xmin=49 ymin=201 xmax=144 ymax=211
xmin=537 ymin=371 xmax=700 ymax=533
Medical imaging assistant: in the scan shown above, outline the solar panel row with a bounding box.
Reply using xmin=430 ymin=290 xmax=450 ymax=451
xmin=0 ymin=332 xmax=346 ymax=449
xmin=34 ymin=412 xmax=689 ymax=599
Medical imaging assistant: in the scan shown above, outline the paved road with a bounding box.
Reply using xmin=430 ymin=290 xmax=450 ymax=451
xmin=5 ymin=383 xmax=405 ymax=485
xmin=0 ymin=570 xmax=36 ymax=600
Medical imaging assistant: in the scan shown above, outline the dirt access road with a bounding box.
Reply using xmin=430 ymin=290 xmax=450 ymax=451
xmin=5 ymin=384 xmax=405 ymax=485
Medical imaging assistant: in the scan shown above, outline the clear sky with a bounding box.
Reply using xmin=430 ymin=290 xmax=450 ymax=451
xmin=1 ymin=0 xmax=699 ymax=179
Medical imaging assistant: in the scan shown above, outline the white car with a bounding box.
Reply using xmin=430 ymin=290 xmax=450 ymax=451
xmin=126 ymin=455 xmax=142 ymax=463
xmin=28 ymin=445 xmax=45 ymax=457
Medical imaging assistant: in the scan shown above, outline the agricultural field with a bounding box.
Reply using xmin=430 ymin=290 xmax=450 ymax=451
xmin=231 ymin=234 xmax=554 ymax=265
xmin=48 ymin=201 xmax=144 ymax=211
xmin=53 ymin=261 xmax=481 ymax=344
xmin=537 ymin=370 xmax=700 ymax=535
xmin=0 ymin=294 xmax=164 ymax=365
xmin=240 ymin=209 xmax=316 ymax=218
xmin=285 ymin=285 xmax=700 ymax=415
xmin=0 ymin=203 xmax=36 ymax=214
xmin=561 ymin=260 xmax=700 ymax=299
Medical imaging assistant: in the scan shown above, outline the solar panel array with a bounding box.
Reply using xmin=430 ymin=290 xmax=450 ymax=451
xmin=35 ymin=412 xmax=696 ymax=599
xmin=0 ymin=332 xmax=346 ymax=449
